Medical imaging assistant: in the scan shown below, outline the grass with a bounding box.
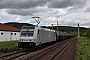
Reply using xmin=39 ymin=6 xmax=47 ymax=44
xmin=0 ymin=40 xmax=19 ymax=55
xmin=76 ymin=37 xmax=90 ymax=60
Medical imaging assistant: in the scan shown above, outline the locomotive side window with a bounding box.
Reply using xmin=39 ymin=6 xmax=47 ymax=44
xmin=38 ymin=30 xmax=39 ymax=34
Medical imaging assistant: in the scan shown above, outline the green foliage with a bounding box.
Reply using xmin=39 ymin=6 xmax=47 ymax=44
xmin=50 ymin=26 xmax=88 ymax=36
xmin=5 ymin=22 xmax=34 ymax=29
xmin=86 ymin=28 xmax=90 ymax=38
xmin=0 ymin=40 xmax=19 ymax=55
xmin=80 ymin=30 xmax=87 ymax=37
xmin=5 ymin=22 xmax=88 ymax=37
xmin=76 ymin=37 xmax=90 ymax=60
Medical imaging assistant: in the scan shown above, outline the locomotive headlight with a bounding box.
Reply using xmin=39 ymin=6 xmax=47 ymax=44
xmin=20 ymin=39 xmax=23 ymax=42
xmin=29 ymin=39 xmax=34 ymax=42
xmin=31 ymin=40 xmax=34 ymax=42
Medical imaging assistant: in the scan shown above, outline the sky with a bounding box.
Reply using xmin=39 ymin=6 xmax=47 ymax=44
xmin=0 ymin=0 xmax=90 ymax=28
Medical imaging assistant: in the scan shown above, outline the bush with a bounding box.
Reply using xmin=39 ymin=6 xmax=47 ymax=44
xmin=80 ymin=31 xmax=86 ymax=37
xmin=5 ymin=47 xmax=8 ymax=52
xmin=0 ymin=48 xmax=5 ymax=53
xmin=86 ymin=28 xmax=90 ymax=38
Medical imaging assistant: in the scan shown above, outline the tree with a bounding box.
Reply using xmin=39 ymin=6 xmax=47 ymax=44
xmin=86 ymin=28 xmax=90 ymax=38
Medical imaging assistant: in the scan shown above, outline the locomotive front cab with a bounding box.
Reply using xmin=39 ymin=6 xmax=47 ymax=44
xmin=18 ymin=26 xmax=36 ymax=49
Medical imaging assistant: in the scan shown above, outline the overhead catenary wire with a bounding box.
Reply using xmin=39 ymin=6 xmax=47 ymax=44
xmin=0 ymin=0 xmax=61 ymax=25
xmin=0 ymin=0 xmax=33 ymax=16
xmin=17 ymin=0 xmax=53 ymax=26
xmin=16 ymin=0 xmax=42 ymax=25
xmin=17 ymin=0 xmax=50 ymax=24
xmin=41 ymin=0 xmax=61 ymax=29
xmin=17 ymin=0 xmax=48 ymax=24
xmin=48 ymin=0 xmax=61 ymax=19
xmin=47 ymin=0 xmax=89 ymax=27
xmin=16 ymin=0 xmax=51 ymax=25
xmin=16 ymin=0 xmax=40 ymax=16
xmin=41 ymin=0 xmax=61 ymax=21
xmin=47 ymin=0 xmax=64 ymax=23
xmin=17 ymin=0 xmax=56 ymax=25
xmin=1 ymin=0 xmax=64 ymax=26
xmin=0 ymin=0 xmax=42 ymax=25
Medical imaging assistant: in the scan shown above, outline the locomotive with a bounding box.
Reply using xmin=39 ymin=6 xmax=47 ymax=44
xmin=18 ymin=26 xmax=74 ymax=49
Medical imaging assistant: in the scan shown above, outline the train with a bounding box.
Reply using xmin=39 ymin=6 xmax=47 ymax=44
xmin=18 ymin=26 xmax=74 ymax=49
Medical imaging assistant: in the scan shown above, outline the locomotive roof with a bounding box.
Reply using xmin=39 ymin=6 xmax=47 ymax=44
xmin=21 ymin=26 xmax=56 ymax=31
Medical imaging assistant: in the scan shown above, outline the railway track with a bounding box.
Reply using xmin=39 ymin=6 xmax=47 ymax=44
xmin=24 ymin=38 xmax=75 ymax=60
xmin=50 ymin=38 xmax=76 ymax=60
xmin=31 ymin=38 xmax=73 ymax=60
xmin=0 ymin=50 xmax=31 ymax=60
xmin=0 ymin=37 xmax=76 ymax=60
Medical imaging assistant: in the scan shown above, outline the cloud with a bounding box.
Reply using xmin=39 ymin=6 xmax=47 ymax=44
xmin=0 ymin=0 xmax=44 ymax=9
xmin=0 ymin=0 xmax=90 ymax=28
xmin=47 ymin=0 xmax=87 ymax=9
xmin=60 ymin=12 xmax=90 ymax=27
xmin=86 ymin=6 xmax=90 ymax=12
xmin=6 ymin=9 xmax=29 ymax=16
xmin=6 ymin=5 xmax=49 ymax=16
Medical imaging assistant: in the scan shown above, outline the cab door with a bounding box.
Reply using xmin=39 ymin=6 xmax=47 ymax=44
xmin=37 ymin=29 xmax=40 ymax=45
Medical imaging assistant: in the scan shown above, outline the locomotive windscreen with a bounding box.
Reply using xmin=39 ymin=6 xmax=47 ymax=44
xmin=20 ymin=26 xmax=35 ymax=36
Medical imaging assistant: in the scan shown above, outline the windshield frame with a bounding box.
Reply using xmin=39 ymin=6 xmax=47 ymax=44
xmin=20 ymin=26 xmax=35 ymax=37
